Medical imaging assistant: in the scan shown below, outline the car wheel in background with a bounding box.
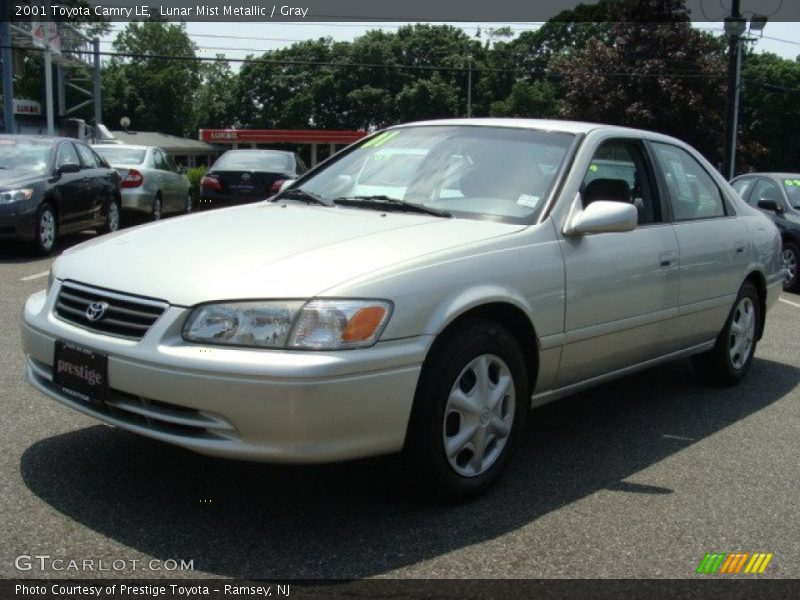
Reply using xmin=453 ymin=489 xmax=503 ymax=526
xmin=405 ymin=318 xmax=529 ymax=500
xmin=152 ymin=195 xmax=163 ymax=221
xmin=34 ymin=203 xmax=57 ymax=256
xmin=184 ymin=191 xmax=193 ymax=214
xmin=101 ymin=199 xmax=121 ymax=234
xmin=693 ymin=281 xmax=760 ymax=386
xmin=783 ymin=242 xmax=799 ymax=292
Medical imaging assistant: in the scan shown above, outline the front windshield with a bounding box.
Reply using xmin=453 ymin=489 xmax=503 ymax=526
xmin=782 ymin=178 xmax=800 ymax=209
xmin=0 ymin=138 xmax=53 ymax=172
xmin=94 ymin=146 xmax=146 ymax=165
xmin=298 ymin=125 xmax=575 ymax=222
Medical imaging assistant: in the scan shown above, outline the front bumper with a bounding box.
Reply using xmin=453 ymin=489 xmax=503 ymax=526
xmin=22 ymin=284 xmax=429 ymax=463
xmin=0 ymin=202 xmax=38 ymax=241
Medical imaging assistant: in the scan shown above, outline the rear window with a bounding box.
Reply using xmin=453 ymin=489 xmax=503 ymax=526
xmin=94 ymin=146 xmax=146 ymax=165
xmin=213 ymin=151 xmax=291 ymax=172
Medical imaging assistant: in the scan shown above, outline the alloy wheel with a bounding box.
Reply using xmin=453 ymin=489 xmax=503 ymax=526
xmin=728 ymin=296 xmax=756 ymax=370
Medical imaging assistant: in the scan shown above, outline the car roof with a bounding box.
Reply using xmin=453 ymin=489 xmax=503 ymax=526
xmin=391 ymin=118 xmax=678 ymax=139
xmin=734 ymin=172 xmax=800 ymax=179
xmin=92 ymin=144 xmax=152 ymax=151
xmin=221 ymin=149 xmax=293 ymax=155
xmin=0 ymin=134 xmax=74 ymax=143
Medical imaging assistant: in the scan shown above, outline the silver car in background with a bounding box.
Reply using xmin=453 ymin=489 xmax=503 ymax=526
xmin=92 ymin=144 xmax=193 ymax=220
xmin=24 ymin=120 xmax=783 ymax=499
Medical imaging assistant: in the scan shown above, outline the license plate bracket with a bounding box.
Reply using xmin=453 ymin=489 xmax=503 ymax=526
xmin=53 ymin=341 xmax=108 ymax=406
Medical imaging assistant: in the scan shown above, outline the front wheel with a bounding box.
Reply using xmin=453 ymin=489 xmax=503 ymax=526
xmin=151 ymin=195 xmax=163 ymax=221
xmin=693 ymin=282 xmax=760 ymax=386
xmin=404 ymin=319 xmax=529 ymax=500
xmin=34 ymin=203 xmax=57 ymax=255
xmin=783 ymin=242 xmax=799 ymax=292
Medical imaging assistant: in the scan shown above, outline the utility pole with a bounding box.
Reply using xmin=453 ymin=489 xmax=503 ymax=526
xmin=722 ymin=0 xmax=744 ymax=179
xmin=466 ymin=56 xmax=472 ymax=118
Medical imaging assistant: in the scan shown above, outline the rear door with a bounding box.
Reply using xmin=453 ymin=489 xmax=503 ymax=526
xmin=649 ymin=141 xmax=749 ymax=347
xmin=52 ymin=141 xmax=90 ymax=229
xmin=557 ymin=138 xmax=680 ymax=386
xmin=74 ymin=142 xmax=111 ymax=225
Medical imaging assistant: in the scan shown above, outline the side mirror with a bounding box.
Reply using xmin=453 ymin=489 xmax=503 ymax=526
xmin=757 ymin=199 xmax=782 ymax=213
xmin=564 ymin=200 xmax=638 ymax=236
xmin=56 ymin=163 xmax=82 ymax=175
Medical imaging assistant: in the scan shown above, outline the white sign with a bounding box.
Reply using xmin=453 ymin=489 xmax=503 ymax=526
xmin=13 ymin=99 xmax=43 ymax=116
xmin=31 ymin=22 xmax=46 ymax=49
xmin=47 ymin=21 xmax=61 ymax=55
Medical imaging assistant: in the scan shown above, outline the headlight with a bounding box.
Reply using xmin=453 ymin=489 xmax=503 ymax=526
xmin=182 ymin=299 xmax=393 ymax=350
xmin=0 ymin=188 xmax=34 ymax=205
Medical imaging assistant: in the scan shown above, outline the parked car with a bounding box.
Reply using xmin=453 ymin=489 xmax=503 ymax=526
xmin=22 ymin=120 xmax=783 ymax=499
xmin=0 ymin=135 xmax=121 ymax=255
xmin=93 ymin=144 xmax=193 ymax=221
xmin=198 ymin=149 xmax=307 ymax=209
xmin=730 ymin=172 xmax=800 ymax=292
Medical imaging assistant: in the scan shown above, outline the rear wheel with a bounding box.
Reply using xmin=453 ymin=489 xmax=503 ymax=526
xmin=101 ymin=199 xmax=121 ymax=234
xmin=184 ymin=191 xmax=193 ymax=214
xmin=152 ymin=195 xmax=163 ymax=221
xmin=404 ymin=319 xmax=529 ymax=500
xmin=693 ymin=281 xmax=760 ymax=386
xmin=34 ymin=203 xmax=57 ymax=255
xmin=783 ymin=242 xmax=799 ymax=292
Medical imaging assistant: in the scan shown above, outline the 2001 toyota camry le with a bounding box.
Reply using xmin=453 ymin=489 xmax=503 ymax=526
xmin=22 ymin=119 xmax=784 ymax=499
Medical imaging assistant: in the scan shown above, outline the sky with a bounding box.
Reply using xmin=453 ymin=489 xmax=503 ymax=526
xmin=99 ymin=21 xmax=800 ymax=69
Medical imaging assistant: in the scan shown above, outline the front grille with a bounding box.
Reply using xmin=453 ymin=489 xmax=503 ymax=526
xmin=55 ymin=281 xmax=168 ymax=340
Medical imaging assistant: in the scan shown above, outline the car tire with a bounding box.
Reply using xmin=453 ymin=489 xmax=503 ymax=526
xmin=152 ymin=195 xmax=163 ymax=221
xmin=33 ymin=202 xmax=57 ymax=256
xmin=101 ymin=198 xmax=121 ymax=234
xmin=692 ymin=281 xmax=760 ymax=386
xmin=184 ymin=191 xmax=193 ymax=214
xmin=783 ymin=242 xmax=799 ymax=292
xmin=404 ymin=318 xmax=529 ymax=500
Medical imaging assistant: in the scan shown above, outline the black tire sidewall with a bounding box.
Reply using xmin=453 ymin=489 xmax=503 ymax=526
xmin=153 ymin=195 xmax=162 ymax=220
xmin=406 ymin=319 xmax=529 ymax=499
xmin=784 ymin=242 xmax=799 ymax=292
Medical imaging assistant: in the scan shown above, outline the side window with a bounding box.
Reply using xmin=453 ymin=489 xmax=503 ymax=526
xmin=749 ymin=179 xmax=783 ymax=208
xmin=153 ymin=149 xmax=170 ymax=171
xmin=582 ymin=140 xmax=662 ymax=224
xmin=56 ymin=142 xmax=81 ymax=169
xmin=651 ymin=143 xmax=726 ymax=221
xmin=731 ymin=177 xmax=755 ymax=200
xmin=75 ymin=143 xmax=99 ymax=168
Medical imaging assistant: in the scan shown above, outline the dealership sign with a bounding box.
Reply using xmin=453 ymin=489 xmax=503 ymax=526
xmin=13 ymin=99 xmax=42 ymax=116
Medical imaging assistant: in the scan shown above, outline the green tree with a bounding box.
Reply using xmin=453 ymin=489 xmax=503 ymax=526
xmin=102 ymin=22 xmax=200 ymax=136
xmin=490 ymin=80 xmax=559 ymax=118
xmin=554 ymin=2 xmax=727 ymax=163
xmin=189 ymin=58 xmax=238 ymax=131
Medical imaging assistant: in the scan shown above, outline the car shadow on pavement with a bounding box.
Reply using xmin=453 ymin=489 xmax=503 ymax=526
xmin=19 ymin=357 xmax=799 ymax=579
xmin=0 ymin=234 xmax=94 ymax=264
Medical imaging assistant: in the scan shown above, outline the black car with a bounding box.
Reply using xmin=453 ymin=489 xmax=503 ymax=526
xmin=198 ymin=149 xmax=307 ymax=210
xmin=731 ymin=172 xmax=800 ymax=291
xmin=0 ymin=135 xmax=122 ymax=255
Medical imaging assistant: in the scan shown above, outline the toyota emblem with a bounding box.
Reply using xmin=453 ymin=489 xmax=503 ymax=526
xmin=85 ymin=301 xmax=109 ymax=322
xmin=241 ymin=173 xmax=251 ymax=181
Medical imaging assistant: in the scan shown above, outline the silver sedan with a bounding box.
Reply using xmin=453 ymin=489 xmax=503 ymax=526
xmin=92 ymin=144 xmax=193 ymax=220
xmin=24 ymin=120 xmax=783 ymax=499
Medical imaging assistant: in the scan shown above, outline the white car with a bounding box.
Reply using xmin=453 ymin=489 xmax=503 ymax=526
xmin=23 ymin=119 xmax=783 ymax=498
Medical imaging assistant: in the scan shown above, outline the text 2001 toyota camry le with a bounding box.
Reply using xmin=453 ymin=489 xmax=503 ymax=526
xmin=22 ymin=120 xmax=783 ymax=498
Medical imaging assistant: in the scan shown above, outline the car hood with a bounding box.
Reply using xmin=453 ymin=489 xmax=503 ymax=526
xmin=0 ymin=169 xmax=42 ymax=188
xmin=54 ymin=203 xmax=526 ymax=306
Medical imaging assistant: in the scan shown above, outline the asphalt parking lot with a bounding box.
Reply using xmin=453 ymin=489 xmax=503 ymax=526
xmin=1 ymin=234 xmax=799 ymax=580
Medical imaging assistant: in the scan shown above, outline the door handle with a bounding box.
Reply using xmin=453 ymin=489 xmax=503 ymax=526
xmin=659 ymin=251 xmax=677 ymax=268
xmin=735 ymin=240 xmax=747 ymax=254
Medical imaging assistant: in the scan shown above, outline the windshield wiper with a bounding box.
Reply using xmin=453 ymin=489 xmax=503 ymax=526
xmin=271 ymin=188 xmax=334 ymax=207
xmin=333 ymin=195 xmax=451 ymax=218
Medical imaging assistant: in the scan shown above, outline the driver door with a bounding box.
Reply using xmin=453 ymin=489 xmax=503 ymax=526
xmin=556 ymin=138 xmax=680 ymax=387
